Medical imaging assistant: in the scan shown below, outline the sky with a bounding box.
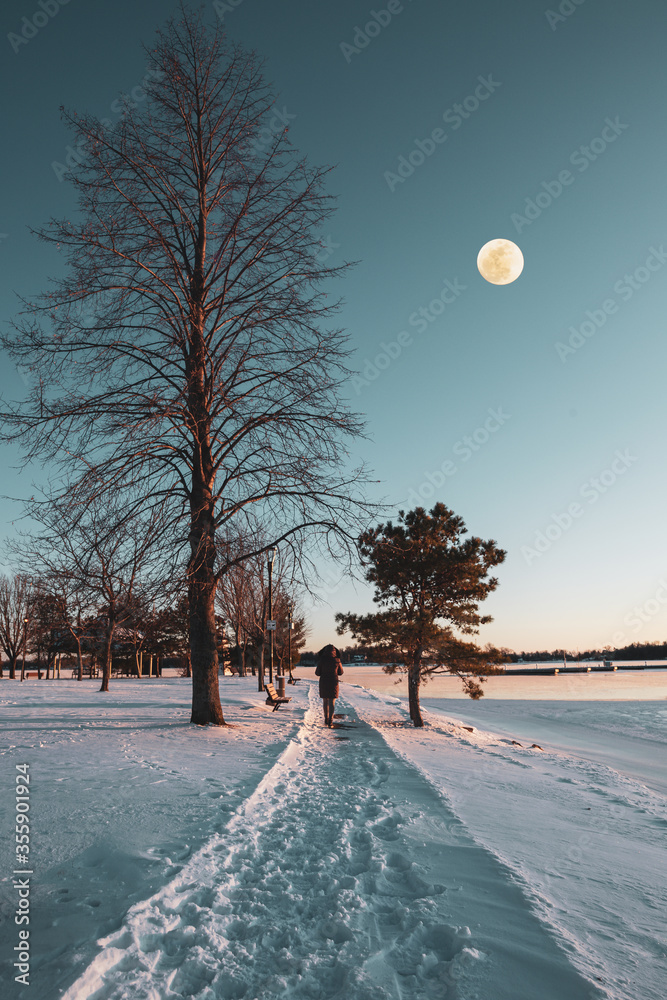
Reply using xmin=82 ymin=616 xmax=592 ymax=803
xmin=2 ymin=0 xmax=667 ymax=654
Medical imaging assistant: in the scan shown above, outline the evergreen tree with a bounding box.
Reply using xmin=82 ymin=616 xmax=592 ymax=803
xmin=336 ymin=504 xmax=506 ymax=727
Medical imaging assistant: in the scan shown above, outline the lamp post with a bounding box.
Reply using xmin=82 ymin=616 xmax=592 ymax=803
xmin=267 ymin=547 xmax=276 ymax=686
xmin=287 ymin=603 xmax=293 ymax=684
xmin=20 ymin=617 xmax=29 ymax=682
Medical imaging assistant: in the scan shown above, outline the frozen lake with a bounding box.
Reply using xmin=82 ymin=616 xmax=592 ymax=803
xmin=423 ymin=698 xmax=667 ymax=796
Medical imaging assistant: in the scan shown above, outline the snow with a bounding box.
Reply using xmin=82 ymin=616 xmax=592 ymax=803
xmin=343 ymin=681 xmax=667 ymax=1000
xmin=1 ymin=671 xmax=665 ymax=1000
xmin=0 ymin=677 xmax=306 ymax=998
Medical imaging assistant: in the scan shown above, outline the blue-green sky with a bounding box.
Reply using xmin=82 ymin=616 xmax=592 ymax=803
xmin=2 ymin=0 xmax=667 ymax=653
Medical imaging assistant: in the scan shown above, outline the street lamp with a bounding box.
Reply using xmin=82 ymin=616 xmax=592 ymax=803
xmin=287 ymin=603 xmax=294 ymax=685
xmin=20 ymin=617 xmax=29 ymax=682
xmin=267 ymin=547 xmax=276 ymax=686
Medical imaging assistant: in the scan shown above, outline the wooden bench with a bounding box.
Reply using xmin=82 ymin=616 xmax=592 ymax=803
xmin=264 ymin=683 xmax=292 ymax=711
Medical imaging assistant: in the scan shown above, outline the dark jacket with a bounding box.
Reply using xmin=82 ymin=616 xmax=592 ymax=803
xmin=315 ymin=652 xmax=344 ymax=699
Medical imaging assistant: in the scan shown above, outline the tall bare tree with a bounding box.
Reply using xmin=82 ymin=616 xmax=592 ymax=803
xmin=0 ymin=4 xmax=372 ymax=724
xmin=0 ymin=574 xmax=32 ymax=679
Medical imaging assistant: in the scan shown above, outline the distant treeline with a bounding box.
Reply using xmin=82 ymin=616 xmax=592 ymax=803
xmin=509 ymin=641 xmax=667 ymax=662
xmin=300 ymin=640 xmax=667 ymax=666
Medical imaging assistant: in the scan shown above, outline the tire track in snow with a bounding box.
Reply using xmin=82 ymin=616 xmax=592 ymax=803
xmin=61 ymin=687 xmax=478 ymax=1000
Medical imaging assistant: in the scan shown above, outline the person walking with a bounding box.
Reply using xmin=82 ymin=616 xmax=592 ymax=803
xmin=315 ymin=644 xmax=344 ymax=727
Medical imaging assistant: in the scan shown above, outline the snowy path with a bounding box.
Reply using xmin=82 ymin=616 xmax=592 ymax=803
xmin=62 ymin=686 xmax=598 ymax=1000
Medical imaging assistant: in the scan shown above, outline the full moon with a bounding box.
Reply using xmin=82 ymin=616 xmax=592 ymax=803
xmin=477 ymin=238 xmax=524 ymax=285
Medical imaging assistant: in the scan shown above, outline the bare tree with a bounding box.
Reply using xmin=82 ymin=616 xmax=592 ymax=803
xmin=238 ymin=554 xmax=271 ymax=693
xmin=27 ymin=583 xmax=64 ymax=679
xmin=12 ymin=497 xmax=168 ymax=692
xmin=0 ymin=4 xmax=373 ymax=725
xmin=150 ymin=595 xmax=191 ymax=676
xmin=216 ymin=560 xmax=253 ymax=677
xmin=0 ymin=574 xmax=32 ymax=679
xmin=46 ymin=575 xmax=91 ymax=681
xmin=216 ymin=534 xmax=306 ymax=688
xmin=19 ymin=569 xmax=97 ymax=681
xmin=272 ymin=591 xmax=307 ymax=679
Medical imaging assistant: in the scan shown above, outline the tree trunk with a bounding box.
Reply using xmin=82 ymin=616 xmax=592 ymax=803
xmin=219 ymin=627 xmax=228 ymax=673
xmin=408 ymin=658 xmax=424 ymax=727
xmin=186 ymin=211 xmax=225 ymax=726
xmin=100 ymin=630 xmax=113 ymax=692
xmin=234 ymin=628 xmax=241 ymax=674
xmin=187 ymin=475 xmax=222 ymax=721
xmin=9 ymin=655 xmax=17 ymax=680
xmin=76 ymin=644 xmax=83 ymax=681
xmin=187 ymin=312 xmax=225 ymax=721
xmin=188 ymin=493 xmax=223 ymax=723
xmin=189 ymin=574 xmax=224 ymax=723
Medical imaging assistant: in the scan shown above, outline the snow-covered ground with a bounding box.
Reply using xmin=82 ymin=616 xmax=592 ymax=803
xmin=1 ymin=672 xmax=665 ymax=1000
xmin=346 ymin=686 xmax=666 ymax=1000
xmin=0 ymin=677 xmax=305 ymax=999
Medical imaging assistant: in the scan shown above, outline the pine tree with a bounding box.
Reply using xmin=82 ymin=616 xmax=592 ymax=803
xmin=336 ymin=504 xmax=506 ymax=727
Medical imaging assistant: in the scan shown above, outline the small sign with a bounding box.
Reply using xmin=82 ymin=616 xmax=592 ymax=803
xmin=266 ymin=620 xmax=276 ymax=631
